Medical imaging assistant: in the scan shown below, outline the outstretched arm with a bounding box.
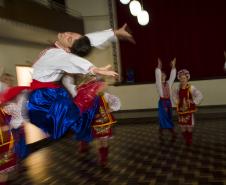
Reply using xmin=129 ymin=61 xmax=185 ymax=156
xmin=86 ymin=23 xmax=135 ymax=49
xmin=90 ymin=65 xmax=118 ymax=78
xmin=114 ymin=23 xmax=136 ymax=44
xmin=98 ymin=64 xmax=112 ymax=71
xmin=35 ymin=49 xmax=118 ymax=79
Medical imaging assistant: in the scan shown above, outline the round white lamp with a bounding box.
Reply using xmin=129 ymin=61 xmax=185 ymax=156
xmin=137 ymin=10 xmax=149 ymax=25
xmin=129 ymin=0 xmax=142 ymax=16
xmin=120 ymin=0 xmax=130 ymax=5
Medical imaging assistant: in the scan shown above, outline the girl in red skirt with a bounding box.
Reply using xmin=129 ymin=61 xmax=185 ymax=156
xmin=173 ymin=69 xmax=203 ymax=145
xmin=63 ymin=74 xmax=121 ymax=166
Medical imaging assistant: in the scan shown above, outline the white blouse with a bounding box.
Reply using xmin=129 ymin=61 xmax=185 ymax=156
xmin=32 ymin=49 xmax=94 ymax=82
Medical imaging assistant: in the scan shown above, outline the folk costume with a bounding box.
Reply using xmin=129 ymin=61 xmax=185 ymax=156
xmin=173 ymin=69 xmax=203 ymax=145
xmin=155 ymin=67 xmax=176 ymax=140
xmin=0 ymin=29 xmax=117 ymax=143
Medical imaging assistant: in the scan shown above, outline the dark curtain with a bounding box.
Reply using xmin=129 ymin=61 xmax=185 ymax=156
xmin=116 ymin=0 xmax=226 ymax=83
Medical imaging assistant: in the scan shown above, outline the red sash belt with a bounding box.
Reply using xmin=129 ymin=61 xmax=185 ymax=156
xmin=0 ymin=80 xmax=61 ymax=104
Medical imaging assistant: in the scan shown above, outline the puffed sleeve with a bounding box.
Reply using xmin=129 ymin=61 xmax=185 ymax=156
xmin=104 ymin=92 xmax=121 ymax=112
xmin=191 ymin=85 xmax=203 ymax=105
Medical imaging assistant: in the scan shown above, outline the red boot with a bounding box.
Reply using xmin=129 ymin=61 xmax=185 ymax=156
xmin=78 ymin=141 xmax=89 ymax=153
xmin=98 ymin=147 xmax=108 ymax=166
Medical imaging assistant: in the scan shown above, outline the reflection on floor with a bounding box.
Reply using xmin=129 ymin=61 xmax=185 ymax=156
xmin=9 ymin=118 xmax=226 ymax=185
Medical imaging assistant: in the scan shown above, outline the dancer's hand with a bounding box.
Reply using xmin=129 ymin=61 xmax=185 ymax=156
xmin=171 ymin=58 xmax=176 ymax=68
xmin=90 ymin=66 xmax=119 ymax=78
xmin=97 ymin=70 xmax=119 ymax=78
xmin=99 ymin=64 xmax=112 ymax=71
xmin=114 ymin=23 xmax=136 ymax=44
xmin=157 ymin=58 xmax=162 ymax=69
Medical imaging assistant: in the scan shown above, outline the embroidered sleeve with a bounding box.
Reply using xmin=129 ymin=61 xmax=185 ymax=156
xmin=191 ymin=86 xmax=203 ymax=105
xmin=3 ymin=103 xmax=15 ymax=115
xmin=3 ymin=93 xmax=28 ymax=129
xmin=3 ymin=103 xmax=23 ymax=129
xmin=104 ymin=93 xmax=121 ymax=112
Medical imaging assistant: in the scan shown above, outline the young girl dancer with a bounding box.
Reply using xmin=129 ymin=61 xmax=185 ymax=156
xmin=173 ymin=69 xmax=203 ymax=145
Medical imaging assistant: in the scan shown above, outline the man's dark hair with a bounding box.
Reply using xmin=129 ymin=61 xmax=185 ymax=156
xmin=70 ymin=36 xmax=92 ymax=57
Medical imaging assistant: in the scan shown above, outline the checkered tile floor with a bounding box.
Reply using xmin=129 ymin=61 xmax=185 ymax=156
xmin=8 ymin=117 xmax=226 ymax=185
